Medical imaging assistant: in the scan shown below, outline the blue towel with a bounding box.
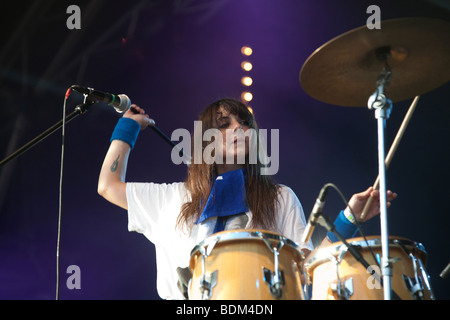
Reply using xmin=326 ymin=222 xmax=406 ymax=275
xmin=196 ymin=168 xmax=249 ymax=232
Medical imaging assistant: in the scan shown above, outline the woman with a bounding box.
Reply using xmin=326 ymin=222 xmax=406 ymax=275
xmin=98 ymin=98 xmax=396 ymax=299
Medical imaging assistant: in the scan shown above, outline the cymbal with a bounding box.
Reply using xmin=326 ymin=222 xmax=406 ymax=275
xmin=300 ymin=17 xmax=450 ymax=107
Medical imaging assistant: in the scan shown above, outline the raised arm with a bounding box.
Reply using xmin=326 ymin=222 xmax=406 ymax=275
xmin=97 ymin=105 xmax=154 ymax=210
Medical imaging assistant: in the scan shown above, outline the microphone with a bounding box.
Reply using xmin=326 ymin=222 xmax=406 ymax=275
xmin=440 ymin=262 xmax=450 ymax=279
xmin=301 ymin=184 xmax=330 ymax=244
xmin=70 ymin=85 xmax=131 ymax=113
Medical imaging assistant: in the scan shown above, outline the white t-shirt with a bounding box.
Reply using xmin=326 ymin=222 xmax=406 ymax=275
xmin=126 ymin=182 xmax=313 ymax=300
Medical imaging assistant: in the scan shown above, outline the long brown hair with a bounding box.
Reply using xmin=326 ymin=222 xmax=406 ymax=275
xmin=177 ymin=98 xmax=280 ymax=232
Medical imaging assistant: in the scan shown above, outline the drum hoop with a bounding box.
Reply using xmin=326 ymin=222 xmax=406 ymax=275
xmin=305 ymin=237 xmax=427 ymax=271
xmin=190 ymin=229 xmax=300 ymax=257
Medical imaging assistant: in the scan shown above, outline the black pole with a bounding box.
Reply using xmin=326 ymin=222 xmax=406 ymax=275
xmin=129 ymin=106 xmax=191 ymax=162
xmin=0 ymin=102 xmax=93 ymax=169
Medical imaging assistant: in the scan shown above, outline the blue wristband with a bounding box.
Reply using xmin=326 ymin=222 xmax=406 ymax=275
xmin=327 ymin=210 xmax=358 ymax=243
xmin=110 ymin=117 xmax=141 ymax=149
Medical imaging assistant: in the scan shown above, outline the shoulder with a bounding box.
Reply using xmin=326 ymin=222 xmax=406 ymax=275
xmin=276 ymin=184 xmax=301 ymax=206
xmin=127 ymin=181 xmax=186 ymax=191
xmin=126 ymin=182 xmax=189 ymax=201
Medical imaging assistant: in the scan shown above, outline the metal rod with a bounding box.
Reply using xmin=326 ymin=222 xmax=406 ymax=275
xmin=130 ymin=106 xmax=191 ymax=163
xmin=0 ymin=102 xmax=92 ymax=169
xmin=376 ymin=114 xmax=392 ymax=300
xmin=368 ymin=68 xmax=394 ymax=299
xmin=360 ymin=96 xmax=420 ymax=219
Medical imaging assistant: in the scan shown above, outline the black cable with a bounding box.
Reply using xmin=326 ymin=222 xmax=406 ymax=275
xmin=55 ymin=93 xmax=69 ymax=300
xmin=325 ymin=183 xmax=380 ymax=269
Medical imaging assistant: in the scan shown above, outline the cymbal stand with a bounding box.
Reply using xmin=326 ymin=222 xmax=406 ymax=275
xmin=367 ymin=48 xmax=393 ymax=300
xmin=368 ymin=47 xmax=393 ymax=300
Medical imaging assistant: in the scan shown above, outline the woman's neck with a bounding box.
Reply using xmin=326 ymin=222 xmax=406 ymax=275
xmin=215 ymin=163 xmax=245 ymax=176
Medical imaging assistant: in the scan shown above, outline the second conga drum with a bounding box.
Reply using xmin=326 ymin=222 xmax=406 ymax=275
xmin=305 ymin=236 xmax=434 ymax=300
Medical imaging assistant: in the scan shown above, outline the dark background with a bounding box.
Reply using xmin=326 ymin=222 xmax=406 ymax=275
xmin=0 ymin=0 xmax=449 ymax=300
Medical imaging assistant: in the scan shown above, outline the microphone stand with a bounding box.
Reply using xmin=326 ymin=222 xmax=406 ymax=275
xmin=0 ymin=97 xmax=192 ymax=169
xmin=316 ymin=212 xmax=401 ymax=300
xmin=0 ymin=100 xmax=94 ymax=168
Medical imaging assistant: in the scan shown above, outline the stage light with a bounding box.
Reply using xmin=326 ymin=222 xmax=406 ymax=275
xmin=241 ymin=76 xmax=253 ymax=86
xmin=241 ymin=92 xmax=253 ymax=102
xmin=241 ymin=46 xmax=253 ymax=56
xmin=247 ymin=106 xmax=254 ymax=115
xmin=241 ymin=61 xmax=253 ymax=72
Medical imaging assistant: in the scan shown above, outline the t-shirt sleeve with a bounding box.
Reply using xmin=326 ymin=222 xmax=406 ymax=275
xmin=276 ymin=185 xmax=314 ymax=251
xmin=126 ymin=182 xmax=186 ymax=243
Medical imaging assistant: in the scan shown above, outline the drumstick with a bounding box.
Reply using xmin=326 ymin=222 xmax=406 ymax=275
xmin=360 ymin=96 xmax=420 ymax=220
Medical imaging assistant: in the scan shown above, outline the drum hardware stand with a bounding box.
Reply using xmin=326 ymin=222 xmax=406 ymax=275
xmin=199 ymin=266 xmax=217 ymax=300
xmin=261 ymin=236 xmax=286 ymax=299
xmin=402 ymin=254 xmax=425 ymax=300
xmin=367 ymin=47 xmax=395 ymax=300
xmin=315 ymin=212 xmax=402 ymax=300
xmin=197 ymin=237 xmax=219 ymax=300
xmin=292 ymin=261 xmax=309 ymax=300
xmin=395 ymin=240 xmax=435 ymax=300
xmin=329 ymin=246 xmax=354 ymax=300
xmin=416 ymin=258 xmax=434 ymax=299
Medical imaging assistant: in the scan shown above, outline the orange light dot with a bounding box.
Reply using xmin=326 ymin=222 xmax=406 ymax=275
xmin=241 ymin=61 xmax=253 ymax=71
xmin=241 ymin=46 xmax=253 ymax=56
xmin=241 ymin=76 xmax=253 ymax=86
xmin=241 ymin=92 xmax=253 ymax=102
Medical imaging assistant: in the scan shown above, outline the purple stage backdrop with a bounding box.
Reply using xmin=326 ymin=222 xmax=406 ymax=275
xmin=0 ymin=0 xmax=449 ymax=300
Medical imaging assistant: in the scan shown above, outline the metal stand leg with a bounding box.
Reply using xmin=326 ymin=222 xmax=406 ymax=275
xmin=368 ymin=61 xmax=394 ymax=299
xmin=376 ymin=112 xmax=392 ymax=300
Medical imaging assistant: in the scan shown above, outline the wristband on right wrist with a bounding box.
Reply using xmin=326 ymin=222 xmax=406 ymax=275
xmin=343 ymin=207 xmax=357 ymax=224
xmin=327 ymin=210 xmax=359 ymax=243
xmin=110 ymin=117 xmax=141 ymax=149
